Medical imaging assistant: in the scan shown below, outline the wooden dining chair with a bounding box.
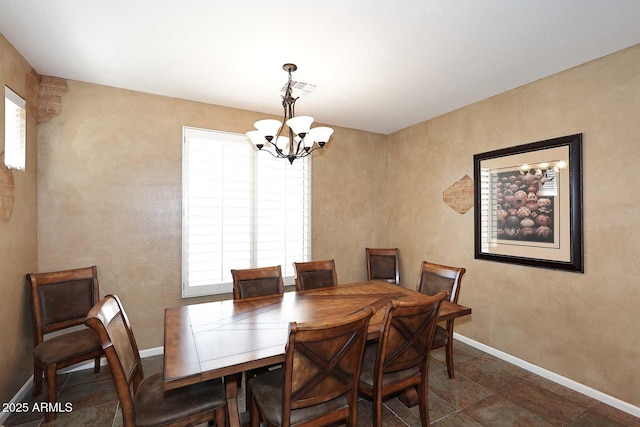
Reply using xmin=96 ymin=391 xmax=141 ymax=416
xmin=231 ymin=265 xmax=285 ymax=300
xmin=293 ymin=258 xmax=338 ymax=291
xmin=85 ymin=294 xmax=226 ymax=427
xmin=358 ymin=292 xmax=447 ymax=427
xmin=416 ymin=261 xmax=466 ymax=378
xmin=27 ymin=266 xmax=104 ymax=422
xmin=231 ymin=265 xmax=285 ymax=410
xmin=366 ymin=247 xmax=400 ymax=284
xmin=249 ymin=306 xmax=374 ymax=427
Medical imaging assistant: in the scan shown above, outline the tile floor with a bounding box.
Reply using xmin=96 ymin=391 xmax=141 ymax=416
xmin=4 ymin=340 xmax=640 ymax=426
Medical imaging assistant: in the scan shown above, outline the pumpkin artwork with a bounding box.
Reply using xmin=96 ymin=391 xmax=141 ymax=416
xmin=492 ymin=170 xmax=554 ymax=243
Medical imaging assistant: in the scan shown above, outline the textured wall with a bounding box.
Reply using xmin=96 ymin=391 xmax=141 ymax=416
xmin=387 ymin=44 xmax=640 ymax=406
xmin=37 ymin=76 xmax=69 ymax=123
xmin=0 ymin=34 xmax=38 ymax=403
xmin=311 ymin=129 xmax=389 ymax=281
xmin=37 ymin=80 xmax=388 ymax=351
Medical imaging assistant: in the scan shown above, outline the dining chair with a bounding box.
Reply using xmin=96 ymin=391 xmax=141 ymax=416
xmin=293 ymin=258 xmax=338 ymax=291
xmin=27 ymin=265 xmax=104 ymax=422
xmin=366 ymin=247 xmax=400 ymax=284
xmin=85 ymin=294 xmax=226 ymax=427
xmin=231 ymin=265 xmax=285 ymax=300
xmin=249 ymin=306 xmax=375 ymax=427
xmin=358 ymin=292 xmax=447 ymax=427
xmin=231 ymin=265 xmax=285 ymax=411
xmin=416 ymin=261 xmax=467 ymax=378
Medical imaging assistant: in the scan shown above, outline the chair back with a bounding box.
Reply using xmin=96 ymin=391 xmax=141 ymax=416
xmin=231 ymin=265 xmax=284 ymax=300
xmin=85 ymin=295 xmax=144 ymax=423
xmin=293 ymin=259 xmax=338 ymax=291
xmin=366 ymin=248 xmax=400 ymax=284
xmin=416 ymin=261 xmax=466 ymax=303
xmin=283 ymin=306 xmax=374 ymax=417
xmin=27 ymin=266 xmax=100 ymax=346
xmin=376 ymin=292 xmax=447 ymax=378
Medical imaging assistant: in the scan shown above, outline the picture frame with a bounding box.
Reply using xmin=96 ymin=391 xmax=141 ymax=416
xmin=473 ymin=134 xmax=583 ymax=272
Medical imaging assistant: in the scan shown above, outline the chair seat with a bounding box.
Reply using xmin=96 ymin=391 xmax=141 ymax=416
xmin=431 ymin=325 xmax=448 ymax=348
xmin=249 ymin=369 xmax=348 ymax=426
xmin=134 ymin=372 xmax=226 ymax=427
xmin=33 ymin=327 xmax=102 ymax=365
xmin=358 ymin=343 xmax=420 ymax=389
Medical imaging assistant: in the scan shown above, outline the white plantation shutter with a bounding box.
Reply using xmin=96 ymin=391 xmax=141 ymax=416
xmin=4 ymin=87 xmax=26 ymax=171
xmin=182 ymin=127 xmax=311 ymax=297
xmin=255 ymin=153 xmax=311 ymax=278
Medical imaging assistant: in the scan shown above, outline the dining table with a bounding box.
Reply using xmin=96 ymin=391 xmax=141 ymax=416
xmin=163 ymin=280 xmax=472 ymax=427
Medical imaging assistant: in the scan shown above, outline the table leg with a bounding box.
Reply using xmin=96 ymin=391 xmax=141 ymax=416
xmin=225 ymin=373 xmax=242 ymax=427
xmin=399 ymin=386 xmax=419 ymax=407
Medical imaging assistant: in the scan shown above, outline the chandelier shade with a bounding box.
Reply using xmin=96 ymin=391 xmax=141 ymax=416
xmin=286 ymin=115 xmax=314 ymax=136
xmin=308 ymin=127 xmax=334 ymax=147
xmin=253 ymin=119 xmax=282 ymax=141
xmin=246 ymin=63 xmax=333 ymax=164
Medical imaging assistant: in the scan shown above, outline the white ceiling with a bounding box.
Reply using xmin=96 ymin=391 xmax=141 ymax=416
xmin=1 ymin=1 xmax=639 ymax=135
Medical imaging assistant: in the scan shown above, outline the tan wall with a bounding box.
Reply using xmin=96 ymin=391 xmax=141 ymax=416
xmin=37 ymin=80 xmax=388 ymax=351
xmin=388 ymin=44 xmax=640 ymax=406
xmin=312 ymin=130 xmax=389 ymax=280
xmin=0 ymin=34 xmax=38 ymax=402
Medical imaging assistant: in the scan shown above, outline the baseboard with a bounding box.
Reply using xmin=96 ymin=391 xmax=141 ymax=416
xmin=453 ymin=333 xmax=640 ymax=418
xmin=60 ymin=345 xmax=164 ymax=373
xmin=0 ymin=372 xmax=35 ymax=425
xmin=0 ymin=346 xmax=164 ymax=425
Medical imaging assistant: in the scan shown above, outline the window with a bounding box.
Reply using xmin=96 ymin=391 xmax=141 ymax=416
xmin=182 ymin=127 xmax=311 ymax=297
xmin=4 ymin=86 xmax=26 ymax=171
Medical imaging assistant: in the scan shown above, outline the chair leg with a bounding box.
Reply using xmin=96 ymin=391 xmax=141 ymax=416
xmin=33 ymin=362 xmax=43 ymax=396
xmin=348 ymin=398 xmax=358 ymax=427
xmin=418 ymin=378 xmax=430 ymax=426
xmin=44 ymin=364 xmax=58 ymax=422
xmin=250 ymin=392 xmax=261 ymax=427
xmin=444 ymin=321 xmax=456 ymax=379
xmin=93 ymin=356 xmax=101 ymax=374
xmin=214 ymin=407 xmax=226 ymax=427
xmin=372 ymin=390 xmax=383 ymax=427
xmin=241 ymin=372 xmax=249 ymax=410
xmin=445 ymin=339 xmax=455 ymax=378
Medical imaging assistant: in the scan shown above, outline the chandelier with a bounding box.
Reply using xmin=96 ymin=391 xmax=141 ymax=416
xmin=246 ymin=63 xmax=334 ymax=164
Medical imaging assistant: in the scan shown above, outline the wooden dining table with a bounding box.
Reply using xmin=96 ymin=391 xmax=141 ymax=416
xmin=163 ymin=280 xmax=471 ymax=427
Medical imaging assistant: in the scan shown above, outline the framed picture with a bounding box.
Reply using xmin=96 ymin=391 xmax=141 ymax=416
xmin=473 ymin=134 xmax=583 ymax=272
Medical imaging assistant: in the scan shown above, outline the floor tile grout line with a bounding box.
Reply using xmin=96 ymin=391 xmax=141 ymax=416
xmin=495 ymin=378 xmax=596 ymax=426
xmin=382 ymin=401 xmax=411 ymax=426
xmin=59 ymin=371 xmax=71 ymax=390
xmin=111 ymin=401 xmax=120 ymax=427
xmin=430 ymin=408 xmax=471 ymax=425
xmin=449 ymin=356 xmax=583 ymax=425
